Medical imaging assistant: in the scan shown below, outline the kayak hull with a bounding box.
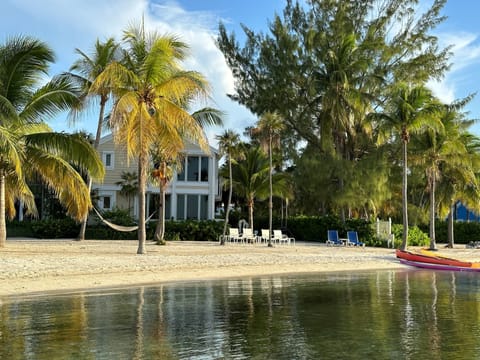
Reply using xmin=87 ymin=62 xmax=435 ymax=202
xmin=399 ymin=258 xmax=480 ymax=272
xmin=396 ymin=249 xmax=474 ymax=268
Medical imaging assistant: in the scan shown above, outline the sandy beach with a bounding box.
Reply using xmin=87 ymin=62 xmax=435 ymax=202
xmin=1 ymin=239 xmax=479 ymax=298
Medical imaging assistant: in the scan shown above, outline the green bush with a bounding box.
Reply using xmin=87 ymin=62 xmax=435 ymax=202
xmin=391 ymin=224 xmax=429 ymax=247
xmin=6 ymin=220 xmax=35 ymax=237
xmin=98 ymin=208 xmax=136 ymax=226
xmin=447 ymin=221 xmax=480 ymax=244
xmin=419 ymin=220 xmax=480 ymax=245
xmin=31 ymin=218 xmax=80 ymax=238
xmin=163 ymin=220 xmax=223 ymax=242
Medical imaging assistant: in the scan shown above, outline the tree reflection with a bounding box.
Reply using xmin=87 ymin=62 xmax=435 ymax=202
xmin=2 ymin=271 xmax=480 ymax=358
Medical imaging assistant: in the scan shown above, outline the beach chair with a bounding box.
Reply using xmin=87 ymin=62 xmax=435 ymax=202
xmin=347 ymin=231 xmax=365 ymax=247
xmin=241 ymin=228 xmax=256 ymax=244
xmin=259 ymin=229 xmax=270 ymax=244
xmin=227 ymin=228 xmax=241 ymax=244
xmin=273 ymin=229 xmax=295 ymax=245
xmin=326 ymin=230 xmax=344 ymax=246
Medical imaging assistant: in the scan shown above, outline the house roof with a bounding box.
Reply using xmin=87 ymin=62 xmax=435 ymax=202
xmin=99 ymin=132 xmax=218 ymax=155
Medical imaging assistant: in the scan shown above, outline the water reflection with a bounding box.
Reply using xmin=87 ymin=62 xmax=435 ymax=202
xmin=2 ymin=270 xmax=480 ymax=359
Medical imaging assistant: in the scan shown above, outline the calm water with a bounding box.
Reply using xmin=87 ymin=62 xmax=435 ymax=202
xmin=1 ymin=269 xmax=480 ymax=359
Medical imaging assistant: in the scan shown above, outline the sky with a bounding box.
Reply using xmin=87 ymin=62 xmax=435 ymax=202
xmin=1 ymin=0 xmax=480 ymax=147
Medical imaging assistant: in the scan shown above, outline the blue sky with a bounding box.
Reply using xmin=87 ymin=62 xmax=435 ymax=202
xmin=2 ymin=0 xmax=480 ymax=144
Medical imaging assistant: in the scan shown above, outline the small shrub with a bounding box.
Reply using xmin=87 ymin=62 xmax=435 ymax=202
xmin=6 ymin=220 xmax=35 ymax=237
xmin=31 ymin=218 xmax=80 ymax=238
xmin=98 ymin=208 xmax=136 ymax=226
xmin=391 ymin=224 xmax=429 ymax=247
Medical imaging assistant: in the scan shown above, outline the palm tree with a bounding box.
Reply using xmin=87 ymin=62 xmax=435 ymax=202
xmin=254 ymin=112 xmax=284 ymax=247
xmin=63 ymin=38 xmax=121 ymax=240
xmin=0 ymin=36 xmax=105 ymax=247
xmin=435 ymin=130 xmax=480 ymax=248
xmin=92 ymin=25 xmax=211 ymax=254
xmin=377 ymin=83 xmax=441 ymax=250
xmin=115 ymin=171 xmax=138 ymax=214
xmin=230 ymin=146 xmax=289 ymax=232
xmin=411 ymin=102 xmax=476 ymax=250
xmin=149 ymin=98 xmax=223 ymax=245
xmin=150 ymin=139 xmax=183 ymax=245
xmin=216 ymin=130 xmax=241 ymax=245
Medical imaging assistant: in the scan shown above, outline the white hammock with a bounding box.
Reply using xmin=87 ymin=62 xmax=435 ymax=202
xmin=93 ymin=207 xmax=156 ymax=232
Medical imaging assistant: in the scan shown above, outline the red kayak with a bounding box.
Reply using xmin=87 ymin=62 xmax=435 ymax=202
xmin=395 ymin=249 xmax=477 ymax=268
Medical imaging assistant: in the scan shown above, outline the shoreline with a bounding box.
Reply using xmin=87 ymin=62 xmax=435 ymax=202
xmin=1 ymin=239 xmax=478 ymax=299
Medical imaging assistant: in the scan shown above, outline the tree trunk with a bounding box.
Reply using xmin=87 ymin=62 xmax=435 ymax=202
xmin=447 ymin=202 xmax=455 ymax=248
xmin=400 ymin=139 xmax=409 ymax=251
xmin=137 ymin=153 xmax=147 ymax=254
xmin=154 ymin=178 xmax=166 ymax=244
xmin=77 ymin=178 xmax=92 ymax=241
xmin=221 ymin=156 xmax=233 ymax=245
xmin=248 ymin=199 xmax=254 ymax=236
xmin=429 ymin=171 xmax=436 ymax=250
xmin=77 ymin=98 xmax=106 ymax=241
xmin=137 ymin=107 xmax=147 ymax=254
xmin=0 ymin=170 xmax=6 ymax=248
xmin=268 ymin=138 xmax=273 ymax=247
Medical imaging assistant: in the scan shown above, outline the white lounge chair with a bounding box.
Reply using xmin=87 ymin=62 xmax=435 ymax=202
xmin=273 ymin=230 xmax=295 ymax=245
xmin=227 ymin=228 xmax=241 ymax=244
xmin=241 ymin=228 xmax=256 ymax=244
xmin=259 ymin=229 xmax=270 ymax=244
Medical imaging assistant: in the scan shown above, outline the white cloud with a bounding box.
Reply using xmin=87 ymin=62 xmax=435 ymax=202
xmin=427 ymin=30 xmax=480 ymax=108
xmin=1 ymin=0 xmax=255 ymax=147
xmin=440 ymin=32 xmax=480 ymax=72
xmin=427 ymin=79 xmax=456 ymax=104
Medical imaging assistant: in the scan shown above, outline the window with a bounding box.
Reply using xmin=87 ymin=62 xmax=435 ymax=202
xmin=187 ymin=194 xmax=198 ymax=219
xmin=176 ymin=194 xmax=209 ymax=220
xmin=100 ymin=196 xmax=111 ymax=210
xmin=187 ymin=157 xmax=199 ymax=181
xmin=177 ymin=156 xmax=209 ymax=182
xmin=98 ymin=191 xmax=115 ymax=210
xmin=102 ymin=152 xmax=114 ymax=170
xmin=149 ymin=194 xmax=172 ymax=219
xmin=201 ymin=157 xmax=209 ymax=182
xmin=200 ymin=195 xmax=208 ymax=220
xmin=176 ymin=194 xmax=185 ymax=220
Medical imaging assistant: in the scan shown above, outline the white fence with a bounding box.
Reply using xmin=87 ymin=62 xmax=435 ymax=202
xmin=376 ymin=218 xmax=395 ymax=248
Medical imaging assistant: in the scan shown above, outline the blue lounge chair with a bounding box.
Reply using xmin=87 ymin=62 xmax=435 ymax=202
xmin=347 ymin=231 xmax=365 ymax=247
xmin=326 ymin=230 xmax=344 ymax=246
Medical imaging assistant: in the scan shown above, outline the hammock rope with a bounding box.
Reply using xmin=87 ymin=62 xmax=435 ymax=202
xmin=92 ymin=207 xmax=156 ymax=232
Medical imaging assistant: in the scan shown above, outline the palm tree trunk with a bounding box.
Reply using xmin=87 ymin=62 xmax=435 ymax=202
xmin=137 ymin=154 xmax=147 ymax=254
xmin=0 ymin=170 xmax=6 ymax=247
xmin=429 ymin=172 xmax=436 ymax=250
xmin=268 ymin=138 xmax=273 ymax=247
xmin=77 ymin=98 xmax=106 ymax=241
xmin=447 ymin=202 xmax=454 ymax=248
xmin=400 ymin=139 xmax=409 ymax=251
xmin=154 ymin=176 xmax=166 ymax=244
xmin=221 ymin=156 xmax=233 ymax=245
xmin=248 ymin=199 xmax=254 ymax=235
xmin=77 ymin=178 xmax=92 ymax=241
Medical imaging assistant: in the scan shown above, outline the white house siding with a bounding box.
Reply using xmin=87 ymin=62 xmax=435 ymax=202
xmin=92 ymin=134 xmax=220 ymax=220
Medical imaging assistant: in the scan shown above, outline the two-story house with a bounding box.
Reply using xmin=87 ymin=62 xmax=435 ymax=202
xmin=92 ymin=134 xmax=221 ymax=221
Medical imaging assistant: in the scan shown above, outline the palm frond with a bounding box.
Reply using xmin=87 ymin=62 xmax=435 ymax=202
xmin=191 ymin=107 xmax=224 ymax=127
xmin=24 ymin=146 xmax=92 ymax=220
xmin=0 ymin=36 xmax=54 ymax=107
xmin=21 ymin=76 xmax=82 ymax=122
xmin=24 ymin=132 xmax=105 ymax=180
